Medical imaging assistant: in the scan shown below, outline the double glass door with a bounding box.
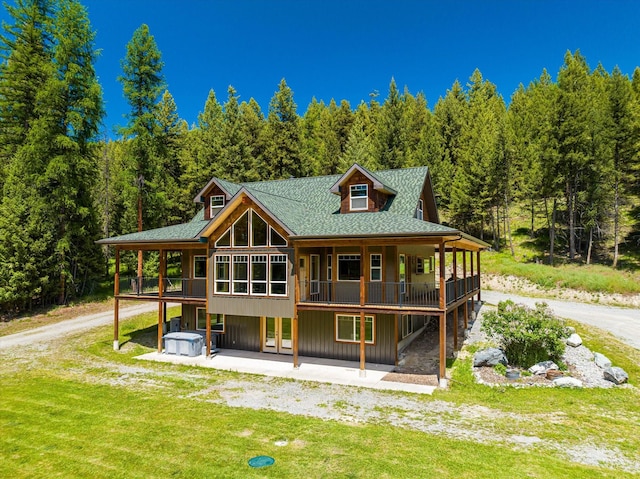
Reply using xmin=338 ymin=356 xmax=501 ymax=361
xmin=262 ymin=317 xmax=292 ymax=354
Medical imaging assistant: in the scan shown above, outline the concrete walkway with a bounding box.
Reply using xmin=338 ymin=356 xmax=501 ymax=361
xmin=482 ymin=290 xmax=640 ymax=350
xmin=0 ymin=302 xmax=162 ymax=350
xmin=137 ymin=350 xmax=437 ymax=395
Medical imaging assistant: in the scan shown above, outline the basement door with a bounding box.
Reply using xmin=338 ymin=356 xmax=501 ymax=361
xmin=262 ymin=317 xmax=293 ymax=354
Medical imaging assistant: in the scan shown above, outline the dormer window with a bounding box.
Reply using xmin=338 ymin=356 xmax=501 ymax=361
xmin=416 ymin=199 xmax=424 ymax=220
xmin=350 ymin=184 xmax=368 ymax=211
xmin=210 ymin=195 xmax=225 ymax=216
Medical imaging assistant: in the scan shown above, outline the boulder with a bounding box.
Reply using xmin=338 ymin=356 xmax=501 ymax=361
xmin=593 ymin=352 xmax=612 ymax=369
xmin=473 ymin=348 xmax=507 ymax=367
xmin=553 ymin=377 xmax=583 ymax=388
xmin=603 ymin=367 xmax=628 ymax=385
xmin=528 ymin=361 xmax=559 ymax=375
xmin=566 ymin=333 xmax=583 ymax=347
xmin=566 ymin=326 xmax=576 ymax=335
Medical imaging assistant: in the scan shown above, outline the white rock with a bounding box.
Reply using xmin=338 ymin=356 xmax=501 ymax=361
xmin=553 ymin=377 xmax=583 ymax=388
xmin=566 ymin=333 xmax=583 ymax=347
xmin=528 ymin=361 xmax=559 ymax=375
xmin=593 ymin=352 xmax=612 ymax=369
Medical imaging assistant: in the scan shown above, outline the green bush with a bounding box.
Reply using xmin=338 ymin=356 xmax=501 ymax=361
xmin=493 ymin=363 xmax=507 ymax=376
xmin=481 ymin=300 xmax=569 ymax=368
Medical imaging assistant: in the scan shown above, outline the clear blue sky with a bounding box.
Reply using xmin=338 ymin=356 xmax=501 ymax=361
xmin=4 ymin=0 xmax=640 ymax=137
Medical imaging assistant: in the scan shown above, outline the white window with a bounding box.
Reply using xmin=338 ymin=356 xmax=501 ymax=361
xmin=196 ymin=308 xmax=225 ymax=332
xmin=232 ymin=211 xmax=249 ymax=247
xmin=251 ymin=254 xmax=268 ymax=295
xmin=349 ymin=184 xmax=368 ymax=211
xmin=401 ymin=314 xmax=413 ymax=338
xmin=270 ymin=227 xmax=287 ymax=246
xmin=270 ymin=254 xmax=288 ymax=296
xmin=336 ymin=314 xmax=374 ymax=344
xmin=370 ymin=254 xmax=382 ymax=282
xmin=310 ymin=254 xmax=320 ymax=295
xmin=193 ymin=255 xmax=207 ymax=278
xmin=215 ymin=227 xmax=231 ymax=248
xmin=252 ymin=210 xmax=268 ymax=247
xmin=399 ymin=254 xmax=406 ymax=294
xmin=338 ymin=254 xmax=360 ymax=281
xmin=232 ymin=255 xmax=249 ymax=294
xmin=416 ymin=199 xmax=424 ymax=220
xmin=210 ymin=195 xmax=225 ymax=216
xmin=327 ymin=254 xmax=332 ymax=281
xmin=214 ymin=255 xmax=230 ymax=293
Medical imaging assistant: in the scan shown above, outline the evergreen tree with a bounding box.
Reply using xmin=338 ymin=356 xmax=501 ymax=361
xmin=262 ymin=78 xmax=305 ymax=179
xmin=239 ymin=98 xmax=266 ymax=180
xmin=376 ymin=78 xmax=405 ymax=169
xmin=340 ymin=101 xmax=378 ymax=171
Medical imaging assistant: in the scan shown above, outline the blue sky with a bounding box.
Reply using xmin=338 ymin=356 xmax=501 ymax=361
xmin=3 ymin=0 xmax=640 ymax=136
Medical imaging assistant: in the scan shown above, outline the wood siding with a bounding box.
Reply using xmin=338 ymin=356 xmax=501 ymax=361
xmin=339 ymin=171 xmax=388 ymax=214
xmin=202 ymin=184 xmax=227 ymax=221
xmin=298 ymin=310 xmax=396 ymax=364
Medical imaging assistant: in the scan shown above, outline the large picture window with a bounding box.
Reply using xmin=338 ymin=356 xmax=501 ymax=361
xmin=270 ymin=255 xmax=288 ymax=296
xmin=215 ymin=255 xmax=230 ymax=293
xmin=214 ymin=208 xmax=288 ymax=248
xmin=338 ymin=254 xmax=360 ymax=281
xmin=350 ymin=184 xmax=368 ymax=210
xmin=335 ymin=314 xmax=374 ymax=344
xmin=214 ymin=253 xmax=287 ymax=297
xmin=251 ymin=255 xmax=268 ymax=295
xmin=232 ymin=255 xmax=249 ymax=294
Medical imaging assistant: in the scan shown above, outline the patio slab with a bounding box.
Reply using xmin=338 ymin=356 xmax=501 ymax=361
xmin=136 ymin=349 xmax=436 ymax=395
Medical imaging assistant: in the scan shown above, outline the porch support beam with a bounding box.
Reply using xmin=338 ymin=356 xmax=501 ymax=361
xmin=438 ymin=241 xmax=445 ymax=310
xmin=206 ymin=249 xmax=211 ymax=357
xmin=157 ymin=249 xmax=165 ymax=353
xmin=477 ymin=251 xmax=482 ymax=302
xmin=463 ymin=249 xmax=468 ymax=329
xmin=114 ymin=247 xmax=120 ymax=350
xmin=293 ymin=243 xmax=300 ymax=368
xmin=452 ymin=248 xmax=458 ymax=350
xmin=470 ymin=250 xmax=475 ymax=317
xmin=439 ymin=311 xmax=446 ymax=380
xmin=359 ymin=243 xmax=366 ymax=376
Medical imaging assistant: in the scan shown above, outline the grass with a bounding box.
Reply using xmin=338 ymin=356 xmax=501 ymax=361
xmin=1 ymin=308 xmax=639 ymax=478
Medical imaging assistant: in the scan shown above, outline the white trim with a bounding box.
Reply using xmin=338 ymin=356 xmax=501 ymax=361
xmin=337 ymin=254 xmax=361 ymax=281
xmin=335 ymin=313 xmax=375 ymax=344
xmin=370 ymin=253 xmax=382 ymax=282
xmin=269 ymin=226 xmax=288 ymax=247
xmin=417 ymin=199 xmax=424 ymax=220
xmin=214 ymin=254 xmax=231 ymax=294
xmin=210 ymin=195 xmax=225 ymax=216
xmin=327 ymin=253 xmax=332 ymax=282
xmin=232 ymin=210 xmax=250 ymax=247
xmin=232 ymin=254 xmax=249 ymax=295
xmin=195 ymin=308 xmax=225 ymax=333
xmin=251 ymin=210 xmax=269 ymax=247
xmin=214 ymin=227 xmax=231 ymax=248
xmin=310 ymin=254 xmax=320 ymax=295
xmin=269 ymin=254 xmax=288 ymax=296
xmin=349 ymin=184 xmax=368 ymax=211
xmin=251 ymin=254 xmax=268 ymax=296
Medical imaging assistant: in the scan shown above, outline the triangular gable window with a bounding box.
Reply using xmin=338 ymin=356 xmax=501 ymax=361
xmin=270 ymin=227 xmax=287 ymax=246
xmin=252 ymin=210 xmax=268 ymax=246
xmin=215 ymin=228 xmax=231 ymax=247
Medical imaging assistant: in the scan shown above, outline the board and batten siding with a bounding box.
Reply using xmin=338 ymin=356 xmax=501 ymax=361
xmin=217 ymin=315 xmax=260 ymax=351
xmin=298 ymin=310 xmax=396 ymax=365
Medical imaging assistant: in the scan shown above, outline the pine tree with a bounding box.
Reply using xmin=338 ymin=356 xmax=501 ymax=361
xmin=376 ymin=78 xmax=405 ymax=169
xmin=340 ymin=101 xmax=378 ymax=171
xmin=118 ymin=23 xmax=165 ymax=277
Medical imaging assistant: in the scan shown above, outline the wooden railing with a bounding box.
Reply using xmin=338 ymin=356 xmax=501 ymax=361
xmin=119 ymin=277 xmax=206 ymax=299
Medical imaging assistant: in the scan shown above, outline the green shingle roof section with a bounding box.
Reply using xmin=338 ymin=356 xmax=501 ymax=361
xmin=98 ymin=165 xmax=461 ymax=244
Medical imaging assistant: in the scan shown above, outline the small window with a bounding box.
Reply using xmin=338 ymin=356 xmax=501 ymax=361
xmin=232 ymin=255 xmax=249 ymax=294
xmin=336 ymin=314 xmax=374 ymax=343
xmin=196 ymin=308 xmax=225 ymax=332
xmin=310 ymin=254 xmax=320 ymax=295
xmin=233 ymin=211 xmax=249 ymax=247
xmin=215 ymin=255 xmax=230 ymax=293
xmin=350 ymin=184 xmax=368 ymax=211
xmin=270 ymin=227 xmax=287 ymax=246
xmin=416 ymin=256 xmax=424 ymax=274
xmin=210 ymin=195 xmax=225 ymax=216
xmin=251 ymin=254 xmax=268 ymax=295
xmin=416 ymin=199 xmax=424 ymax=220
xmin=327 ymin=254 xmax=332 ymax=281
xmin=270 ymin=254 xmax=288 ymax=295
xmin=193 ymin=255 xmax=207 ymax=278
xmin=215 ymin=228 xmax=231 ymax=248
xmin=338 ymin=254 xmax=360 ymax=281
xmin=252 ymin=211 xmax=268 ymax=247
xmin=370 ymin=254 xmax=382 ymax=282
xmin=399 ymin=254 xmax=406 ymax=294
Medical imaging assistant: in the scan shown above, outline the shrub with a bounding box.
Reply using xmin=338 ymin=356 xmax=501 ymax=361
xmin=493 ymin=363 xmax=507 ymax=376
xmin=481 ymin=300 xmax=569 ymax=368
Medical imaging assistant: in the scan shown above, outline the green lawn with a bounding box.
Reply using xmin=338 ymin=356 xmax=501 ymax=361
xmin=1 ymin=309 xmax=639 ymax=478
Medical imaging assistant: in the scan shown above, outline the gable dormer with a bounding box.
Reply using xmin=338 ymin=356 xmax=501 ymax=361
xmin=193 ymin=178 xmax=236 ymax=220
xmin=330 ymin=164 xmax=396 ymax=214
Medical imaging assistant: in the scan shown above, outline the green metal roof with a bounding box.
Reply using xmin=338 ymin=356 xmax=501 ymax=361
xmin=98 ymin=165 xmax=462 ymax=244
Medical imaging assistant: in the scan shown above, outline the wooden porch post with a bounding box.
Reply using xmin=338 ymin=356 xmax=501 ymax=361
xmin=157 ymin=249 xmax=164 ymax=353
xmin=477 ymin=250 xmax=482 ymax=302
xmin=206 ymin=248 xmax=211 ymax=357
xmin=293 ymin=243 xmax=300 ymax=368
xmin=463 ymin=249 xmax=468 ymax=330
xmin=438 ymin=241 xmax=446 ymax=382
xmin=452 ymin=247 xmax=458 ymax=350
xmin=113 ymin=247 xmax=120 ymax=350
xmin=359 ymin=244 xmax=366 ymax=376
xmin=470 ymin=250 xmax=475 ymax=317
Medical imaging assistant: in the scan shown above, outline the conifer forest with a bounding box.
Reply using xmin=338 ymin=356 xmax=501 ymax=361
xmin=1 ymin=0 xmax=639 ymax=314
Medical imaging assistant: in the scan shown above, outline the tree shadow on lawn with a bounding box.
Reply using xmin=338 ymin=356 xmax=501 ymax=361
xmin=122 ymin=323 xmax=158 ymax=349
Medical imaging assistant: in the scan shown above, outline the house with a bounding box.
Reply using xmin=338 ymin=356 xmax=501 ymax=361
xmin=98 ymin=163 xmax=489 ymax=379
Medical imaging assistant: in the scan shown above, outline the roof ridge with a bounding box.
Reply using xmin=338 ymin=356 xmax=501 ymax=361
xmin=243 ymin=185 xmax=308 ymax=206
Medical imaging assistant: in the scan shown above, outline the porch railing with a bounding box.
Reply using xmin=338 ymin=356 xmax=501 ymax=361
xmin=119 ymin=277 xmax=206 ymax=299
xmin=300 ymin=275 xmax=479 ymax=309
